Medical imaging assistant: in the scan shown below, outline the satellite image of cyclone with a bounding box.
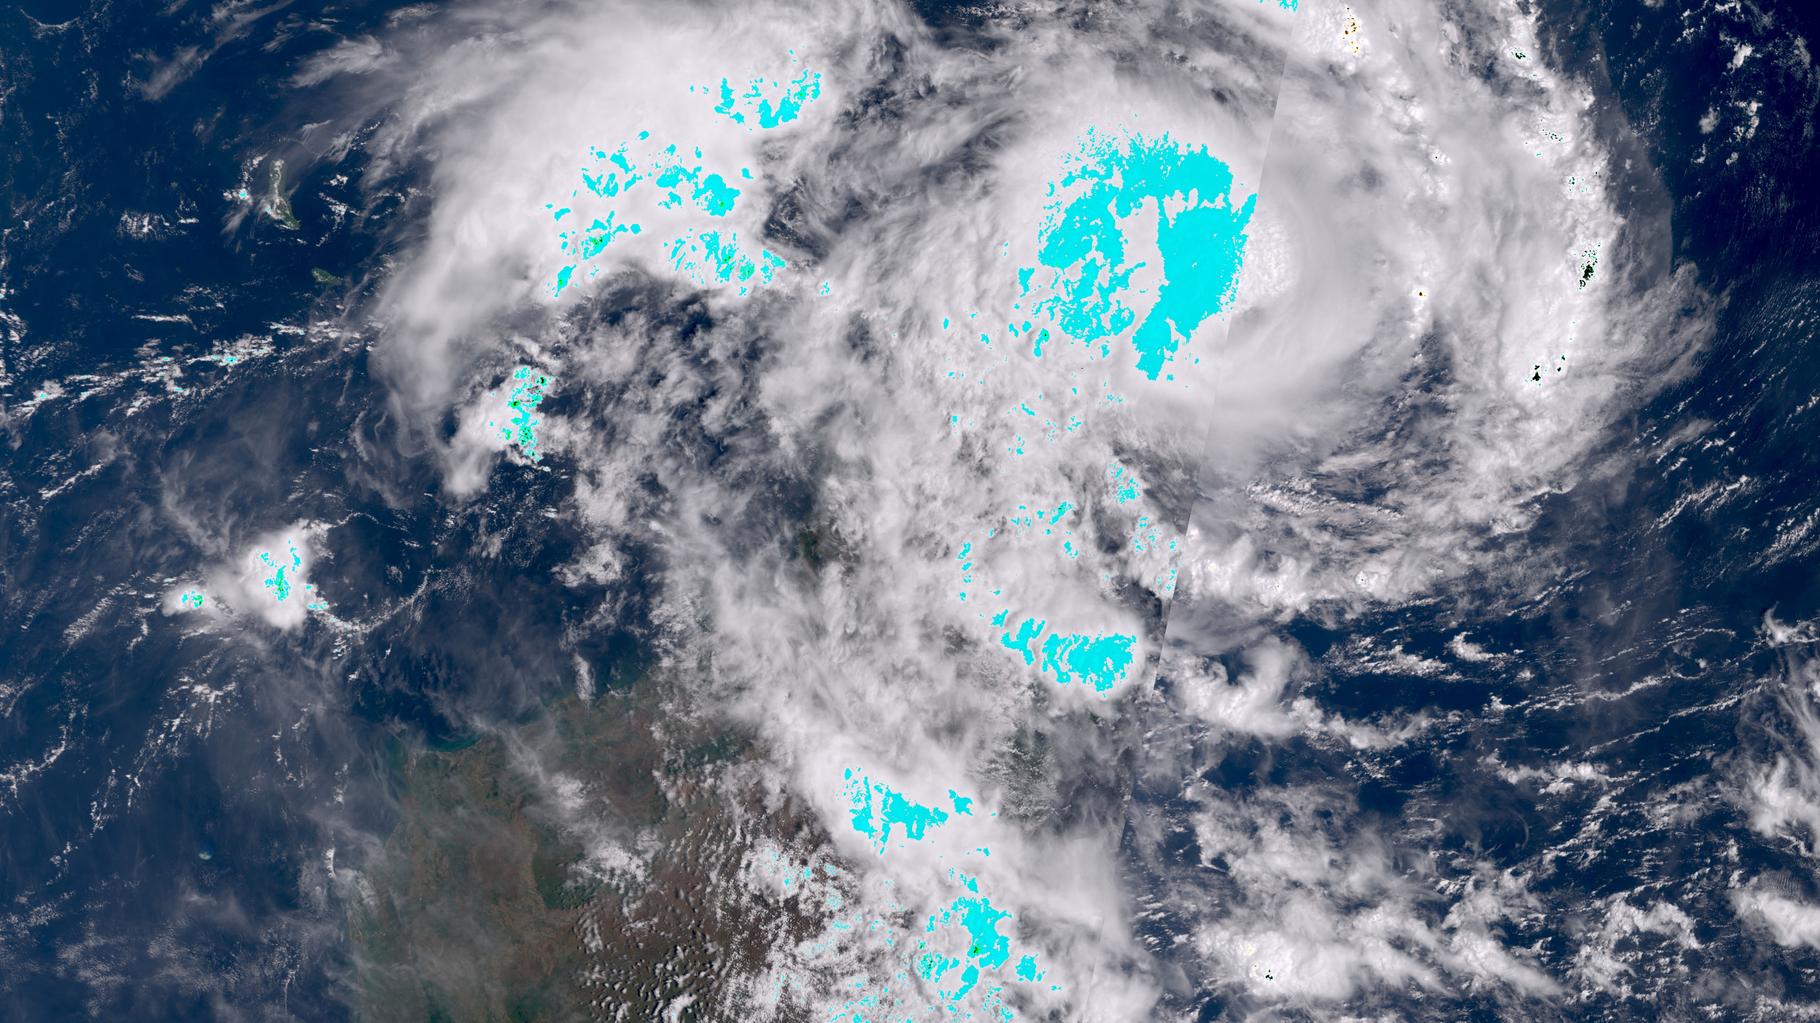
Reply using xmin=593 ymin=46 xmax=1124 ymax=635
xmin=4 ymin=0 xmax=1820 ymax=1018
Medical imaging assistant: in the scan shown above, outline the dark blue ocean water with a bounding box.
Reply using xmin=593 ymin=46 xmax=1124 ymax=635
xmin=0 ymin=2 xmax=644 ymax=1015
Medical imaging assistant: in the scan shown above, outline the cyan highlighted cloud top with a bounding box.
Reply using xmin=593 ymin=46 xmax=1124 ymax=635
xmin=1000 ymin=616 xmax=1135 ymax=694
xmin=259 ymin=539 xmax=328 ymax=611
xmin=545 ymin=59 xmax=823 ymax=299
xmin=845 ymin=769 xmax=976 ymax=856
xmin=706 ymin=65 xmax=823 ymax=130
xmin=1019 ymin=130 xmax=1257 ymax=381
xmin=485 ymin=366 xmax=552 ymax=462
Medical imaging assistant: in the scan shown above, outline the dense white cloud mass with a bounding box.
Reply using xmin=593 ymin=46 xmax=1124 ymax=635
xmin=1733 ymin=886 xmax=1820 ymax=951
xmin=308 ymin=0 xmax=1720 ymax=1015
xmin=1739 ymin=619 xmax=1820 ymax=855
xmin=1175 ymin=0 xmax=1711 ymax=630
xmin=1724 ymin=618 xmax=1820 ymax=963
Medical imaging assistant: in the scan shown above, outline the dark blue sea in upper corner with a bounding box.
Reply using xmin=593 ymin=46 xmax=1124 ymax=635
xmin=0 ymin=0 xmax=1818 ymax=1018
xmin=0 ymin=1 xmax=628 ymax=1017
xmin=1547 ymin=0 xmax=1820 ymax=672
